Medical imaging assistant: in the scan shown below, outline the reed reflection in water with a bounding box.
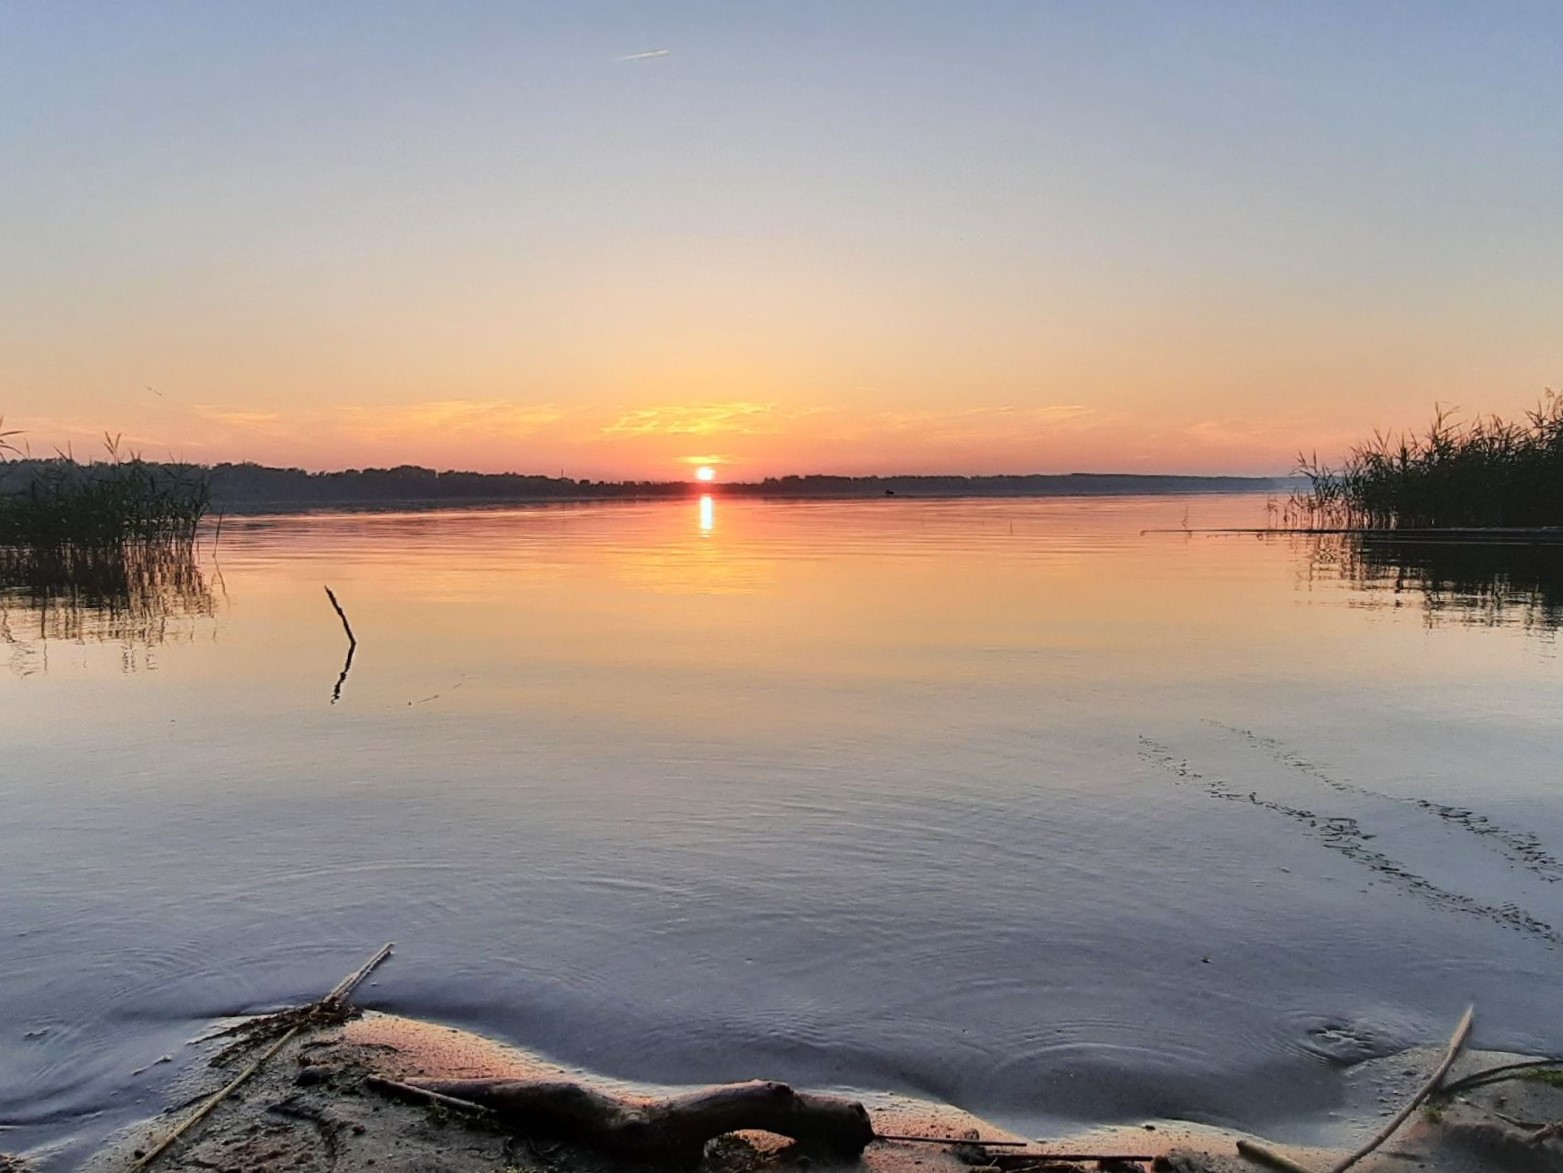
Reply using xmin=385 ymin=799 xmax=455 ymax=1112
xmin=1312 ymin=533 xmax=1563 ymax=632
xmin=0 ymin=544 xmax=216 ymax=671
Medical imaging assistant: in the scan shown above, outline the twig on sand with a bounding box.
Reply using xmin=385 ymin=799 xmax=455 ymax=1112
xmin=1439 ymin=1055 xmax=1563 ymax=1097
xmin=1236 ymin=1006 xmax=1476 ymax=1173
xmin=131 ymin=943 xmax=395 ymax=1171
xmin=1326 ymin=1005 xmax=1474 ymax=1173
xmin=365 ymin=1075 xmax=496 ymax=1117
xmin=133 ymin=1023 xmax=305 ymax=1172
xmin=876 ymin=1133 xmax=1030 ymax=1147
xmin=203 ymin=941 xmax=395 ymax=1059
xmin=1236 ymin=1139 xmax=1317 ymax=1173
xmin=987 ymin=1153 xmax=1155 ymax=1167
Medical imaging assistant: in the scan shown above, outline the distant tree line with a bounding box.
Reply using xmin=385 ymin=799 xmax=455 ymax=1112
xmin=741 ymin=472 xmax=1292 ymax=498
xmin=204 ymin=466 xmax=1290 ymax=508
xmin=3 ymin=457 xmax=1293 ymax=514
xmin=199 ymin=462 xmax=689 ymax=510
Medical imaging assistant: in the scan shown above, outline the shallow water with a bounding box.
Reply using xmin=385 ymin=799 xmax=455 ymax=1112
xmin=4 ymin=494 xmax=1563 ymax=1166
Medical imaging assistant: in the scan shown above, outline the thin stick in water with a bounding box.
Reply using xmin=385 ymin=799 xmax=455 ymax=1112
xmin=324 ymin=585 xmax=356 ymax=647
xmin=324 ymin=585 xmax=357 ymax=703
xmin=325 ymin=940 xmax=394 ymax=1005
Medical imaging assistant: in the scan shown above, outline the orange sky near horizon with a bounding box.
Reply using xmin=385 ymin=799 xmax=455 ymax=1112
xmin=3 ymin=6 xmax=1560 ymax=480
xmin=0 ymin=392 xmax=1490 ymax=481
xmin=6 ymin=366 xmax=1554 ymax=481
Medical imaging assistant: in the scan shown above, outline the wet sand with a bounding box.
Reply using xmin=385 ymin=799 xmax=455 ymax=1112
xmin=63 ymin=1012 xmax=1563 ymax=1173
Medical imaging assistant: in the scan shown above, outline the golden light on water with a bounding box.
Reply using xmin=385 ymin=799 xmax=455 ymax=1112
xmin=699 ymin=495 xmax=714 ymax=533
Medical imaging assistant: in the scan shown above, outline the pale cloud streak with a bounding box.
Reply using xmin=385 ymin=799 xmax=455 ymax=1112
xmin=872 ymin=404 xmax=1094 ymax=430
xmin=601 ymin=402 xmax=798 ymax=438
xmin=332 ymin=400 xmax=567 ymax=441
xmin=615 ymin=49 xmax=671 ymax=62
xmin=194 ymin=406 xmax=287 ymax=430
xmin=192 ymin=399 xmax=567 ymax=441
xmin=170 ymin=398 xmax=581 ymax=468
xmin=821 ymin=404 xmax=1101 ymax=443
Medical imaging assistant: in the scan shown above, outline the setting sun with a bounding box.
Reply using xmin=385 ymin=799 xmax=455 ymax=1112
xmin=694 ymin=466 xmax=716 ymax=482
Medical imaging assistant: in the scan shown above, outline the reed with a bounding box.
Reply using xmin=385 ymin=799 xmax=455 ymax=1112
xmin=0 ymin=438 xmax=210 ymax=554
xmin=1290 ymin=394 xmax=1563 ymax=530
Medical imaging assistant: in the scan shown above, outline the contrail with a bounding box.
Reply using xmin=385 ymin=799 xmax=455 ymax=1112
xmin=616 ymin=48 xmax=671 ymax=62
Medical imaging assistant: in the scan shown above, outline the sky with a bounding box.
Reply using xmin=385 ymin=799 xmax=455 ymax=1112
xmin=2 ymin=2 xmax=1561 ymax=479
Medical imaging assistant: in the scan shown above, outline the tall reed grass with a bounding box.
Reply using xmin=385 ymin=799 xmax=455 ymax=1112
xmin=2 ymin=430 xmax=214 ymax=662
xmin=1291 ymin=395 xmax=1563 ymax=529
xmin=0 ymin=436 xmax=210 ymax=553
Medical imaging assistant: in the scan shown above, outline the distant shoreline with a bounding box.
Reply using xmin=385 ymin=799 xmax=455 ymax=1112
xmin=180 ymin=467 xmax=1295 ymax=515
xmin=0 ymin=456 xmax=1297 ymax=518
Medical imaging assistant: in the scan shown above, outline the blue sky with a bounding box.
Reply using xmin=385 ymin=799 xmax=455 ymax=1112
xmin=3 ymin=3 xmax=1560 ymax=475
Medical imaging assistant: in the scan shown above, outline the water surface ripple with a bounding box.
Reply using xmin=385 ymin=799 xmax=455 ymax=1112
xmin=4 ymin=495 xmax=1563 ymax=1166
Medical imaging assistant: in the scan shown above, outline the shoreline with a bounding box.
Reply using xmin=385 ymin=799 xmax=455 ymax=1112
xmin=200 ymin=485 xmax=1285 ymax=517
xmin=54 ymin=1011 xmax=1563 ymax=1173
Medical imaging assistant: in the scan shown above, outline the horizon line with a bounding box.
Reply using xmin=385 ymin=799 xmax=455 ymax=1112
xmin=0 ymin=455 xmax=1301 ymax=483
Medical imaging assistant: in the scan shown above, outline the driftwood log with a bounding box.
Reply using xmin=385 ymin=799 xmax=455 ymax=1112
xmin=401 ymin=1077 xmax=876 ymax=1165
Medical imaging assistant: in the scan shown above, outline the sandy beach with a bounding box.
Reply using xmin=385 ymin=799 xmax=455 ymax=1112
xmin=53 ymin=1009 xmax=1563 ymax=1173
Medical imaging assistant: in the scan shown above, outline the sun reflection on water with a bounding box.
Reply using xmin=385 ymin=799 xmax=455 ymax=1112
xmin=698 ymin=494 xmax=714 ymax=534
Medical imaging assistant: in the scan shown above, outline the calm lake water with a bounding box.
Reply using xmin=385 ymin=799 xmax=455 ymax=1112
xmin=5 ymin=493 xmax=1563 ymax=1166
